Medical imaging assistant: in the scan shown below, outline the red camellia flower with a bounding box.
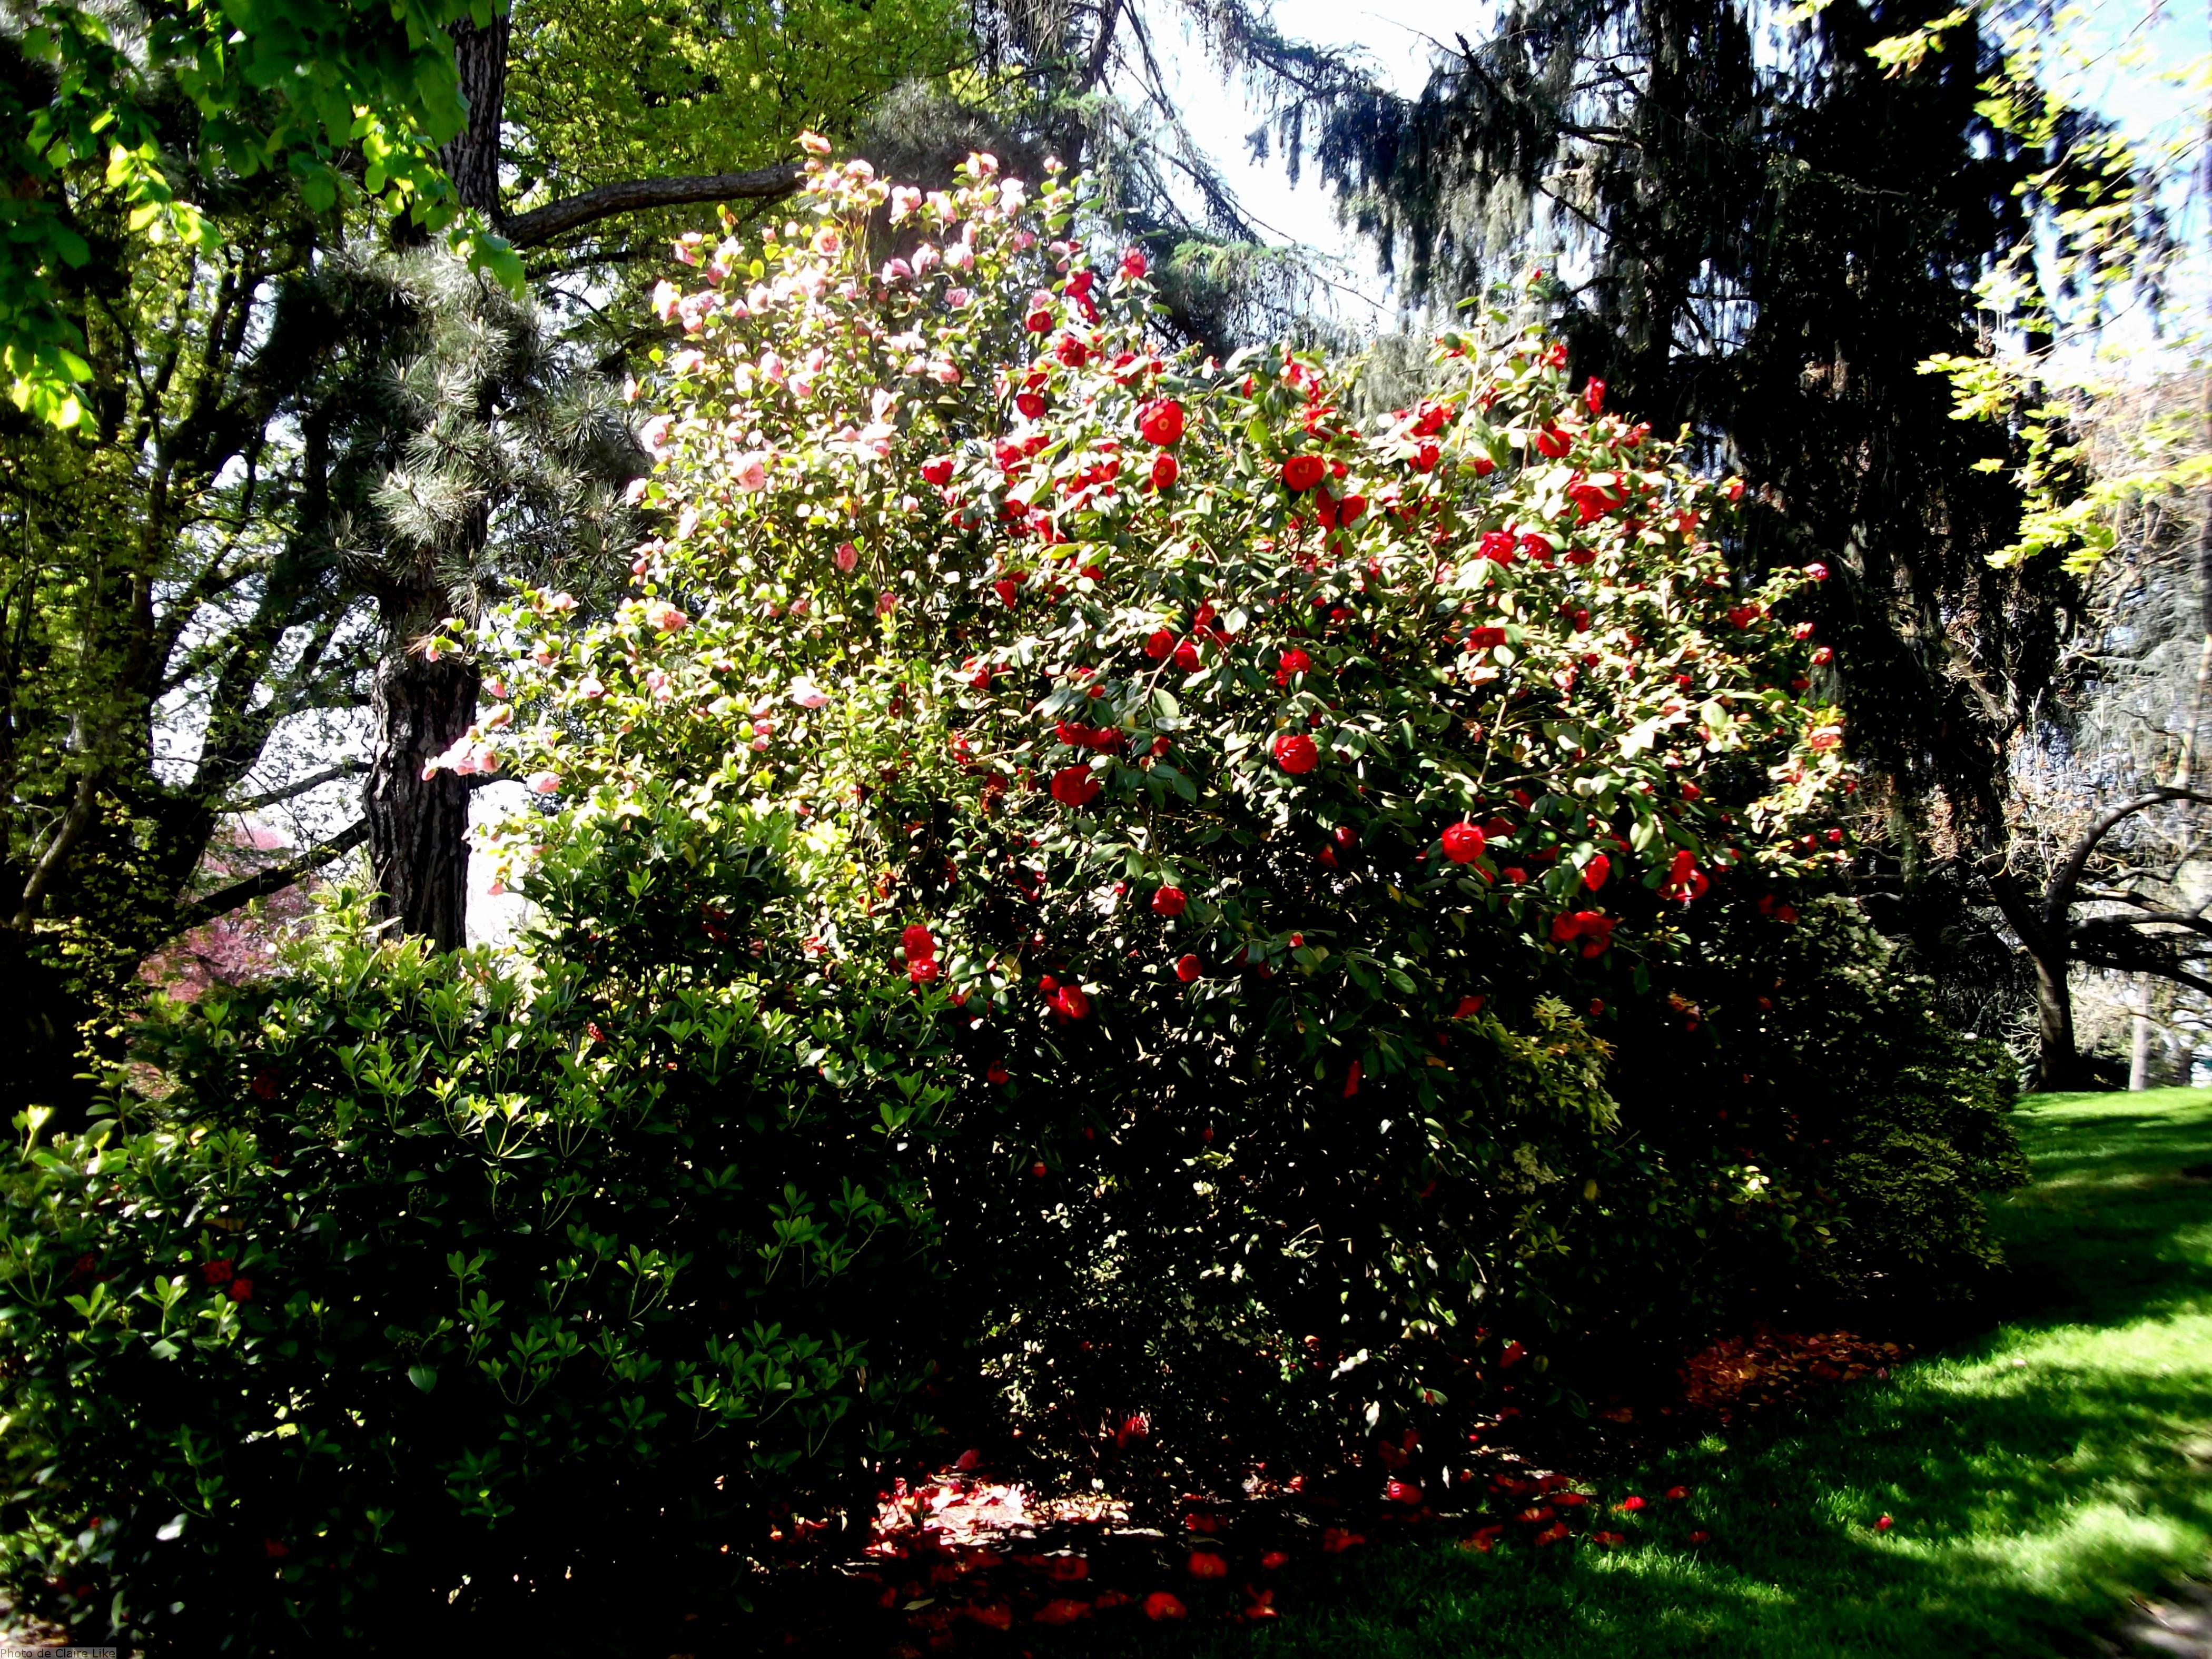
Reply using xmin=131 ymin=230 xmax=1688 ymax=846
xmin=202 ymin=1259 xmax=234 ymax=1285
xmin=1016 ymin=390 xmax=1046 ymax=420
xmin=1281 ymin=454 xmax=1326 ymax=492
xmin=1441 ymin=822 xmax=1486 ymax=863
xmin=1173 ymin=639 xmax=1200 ymax=671
xmin=1144 ymin=1592 xmax=1187 ymax=1621
xmin=1621 ymin=1495 xmax=1647 ymax=1512
xmin=1144 ymin=628 xmax=1174 ymax=659
xmin=1534 ymin=424 xmax=1572 ymax=458
xmin=1152 ymin=886 xmax=1187 ymax=917
xmin=907 ymin=958 xmax=939 ymax=985
xmin=1277 ymin=647 xmax=1311 ymax=684
xmin=1665 ymin=1486 xmax=1690 ymax=1501
xmin=1035 ymin=1598 xmax=1089 ymax=1624
xmin=1272 ymin=733 xmax=1319 ymax=774
xmin=1051 ymin=765 xmax=1102 ymax=807
xmin=1875 ymin=1515 xmax=1894 ymax=1532
xmin=902 ymin=924 xmax=936 ymax=962
xmin=1813 ymin=645 xmax=1835 ymax=665
xmin=921 ymin=456 xmax=954 ymax=486
xmin=1261 ymin=1550 xmax=1289 ymax=1570
xmin=1320 ymin=1527 xmax=1365 ymax=1554
xmin=1585 ymin=377 xmax=1606 ymax=413
xmin=1023 ymin=290 xmax=1054 ymax=332
xmin=1411 ymin=439 xmax=1441 ymax=471
xmin=1804 ymin=561 xmax=1830 ymax=581
xmin=1387 ymin=1479 xmax=1423 ymax=1505
xmin=1454 ymin=994 xmax=1486 ymax=1018
xmin=987 ymin=1064 xmax=1011 ymax=1084
xmin=1138 ymin=398 xmax=1186 ymax=446
xmin=1120 ymin=247 xmax=1149 ymax=281
xmin=1150 ymin=451 xmax=1179 ymax=490
xmin=1583 ymin=851 xmax=1611 ymax=890
xmin=1338 ymin=492 xmax=1367 ymax=523
xmin=1477 ymin=529 xmax=1517 ymax=563
xmin=229 ymin=1279 xmax=253 ymax=1302
xmin=1465 ymin=626 xmax=1507 ymax=649
xmin=1176 ymin=954 xmax=1202 ymax=983
xmin=1187 ymin=1550 xmax=1227 ymax=1579
xmin=1050 ymin=983 xmax=1091 ymax=1020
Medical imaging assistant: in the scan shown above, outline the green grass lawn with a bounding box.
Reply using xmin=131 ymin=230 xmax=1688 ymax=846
xmin=1103 ymin=1087 xmax=2212 ymax=1657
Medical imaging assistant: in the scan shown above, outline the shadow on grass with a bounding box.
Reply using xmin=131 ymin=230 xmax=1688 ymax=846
xmin=1079 ymin=1088 xmax=2212 ymax=1659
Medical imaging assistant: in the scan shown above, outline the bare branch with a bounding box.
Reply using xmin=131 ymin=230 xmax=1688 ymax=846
xmin=223 ymin=761 xmax=366 ymax=814
xmin=503 ymin=164 xmax=804 ymax=250
xmin=171 ymin=819 xmax=369 ymax=933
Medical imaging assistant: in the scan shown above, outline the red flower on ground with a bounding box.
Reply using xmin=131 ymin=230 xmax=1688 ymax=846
xmin=1441 ymin=822 xmax=1486 ymax=863
xmin=1875 ymin=1515 xmax=1893 ymax=1532
xmin=1144 ymin=1592 xmax=1187 ymax=1621
xmin=1665 ymin=1486 xmax=1690 ymax=1501
xmin=1035 ymin=1598 xmax=1090 ymax=1624
xmin=1272 ymin=733 xmax=1319 ymax=774
xmin=1320 ymin=1528 xmax=1364 ymax=1553
xmin=1051 ymin=765 xmax=1101 ymax=807
xmin=1260 ymin=1551 xmax=1289 ymax=1570
xmin=1187 ymin=1550 xmax=1227 ymax=1579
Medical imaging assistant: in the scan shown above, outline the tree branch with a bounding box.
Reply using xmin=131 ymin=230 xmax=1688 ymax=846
xmin=222 ymin=761 xmax=366 ymax=814
xmin=171 ymin=818 xmax=369 ymax=932
xmin=2046 ymin=788 xmax=2212 ymax=933
xmin=503 ymin=164 xmax=804 ymax=250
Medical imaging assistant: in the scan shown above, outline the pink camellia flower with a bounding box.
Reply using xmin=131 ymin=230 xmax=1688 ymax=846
xmin=650 ymin=281 xmax=680 ymax=322
xmin=888 ymin=184 xmax=922 ymax=221
xmin=880 ymin=258 xmax=913 ymax=284
xmin=875 ymin=591 xmax=899 ymax=617
xmin=639 ymin=414 xmax=673 ymax=457
xmin=1804 ymin=561 xmax=1831 ymax=581
xmin=526 ymin=771 xmax=560 ymax=795
xmin=796 ymin=130 xmax=832 ymax=156
xmin=971 ymin=151 xmax=999 ymax=176
xmin=734 ymin=453 xmax=770 ymax=491
xmin=623 ymin=477 xmax=649 ymax=506
xmin=1024 ymin=291 xmax=1055 ymax=332
xmin=944 ymin=286 xmax=975 ymax=310
xmin=929 ymin=360 xmax=962 ymax=386
xmin=669 ymin=349 xmax=704 ymax=376
xmin=944 ymin=240 xmax=975 ymax=272
xmin=644 ymin=599 xmax=689 ymax=633
xmin=789 ymin=678 xmax=828 ymax=709
xmin=577 ymin=676 xmax=605 ymax=699
xmin=1809 ymin=725 xmax=1843 ymax=751
xmin=912 ymin=243 xmax=939 ymax=274
xmin=836 ymin=541 xmax=860 ymax=572
xmin=546 ymin=590 xmax=578 ymax=613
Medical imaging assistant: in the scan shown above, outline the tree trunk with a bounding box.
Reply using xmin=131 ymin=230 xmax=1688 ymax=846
xmin=2030 ymin=946 xmax=2079 ymax=1092
xmin=443 ymin=16 xmax=511 ymax=216
xmin=365 ymin=647 xmax=478 ymax=951
xmin=2130 ymin=1004 xmax=2152 ymax=1091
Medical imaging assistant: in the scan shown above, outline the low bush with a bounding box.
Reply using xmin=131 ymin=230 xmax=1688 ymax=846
xmin=0 ymin=799 xmax=951 ymax=1651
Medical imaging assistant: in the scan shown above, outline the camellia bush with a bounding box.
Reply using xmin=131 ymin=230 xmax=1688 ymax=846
xmin=0 ymin=143 xmax=2023 ymax=1653
xmin=442 ymin=146 xmax=1967 ymax=1493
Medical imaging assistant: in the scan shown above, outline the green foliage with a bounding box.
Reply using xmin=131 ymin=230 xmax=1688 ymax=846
xmin=3 ymin=0 xmax=521 ymax=427
xmin=0 ymin=823 xmax=952 ymax=1648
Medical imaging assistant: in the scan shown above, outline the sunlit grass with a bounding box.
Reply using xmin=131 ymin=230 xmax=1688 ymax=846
xmin=1099 ymin=1087 xmax=2212 ymax=1656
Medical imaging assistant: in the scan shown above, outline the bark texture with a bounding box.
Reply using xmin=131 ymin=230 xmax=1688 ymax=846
xmin=366 ymin=649 xmax=478 ymax=951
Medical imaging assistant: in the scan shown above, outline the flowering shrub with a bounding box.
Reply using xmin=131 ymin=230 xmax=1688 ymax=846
xmin=441 ymin=149 xmax=1894 ymax=1490
xmin=0 ymin=813 xmax=951 ymax=1650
